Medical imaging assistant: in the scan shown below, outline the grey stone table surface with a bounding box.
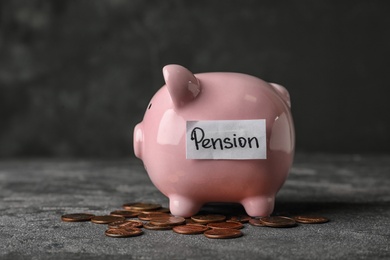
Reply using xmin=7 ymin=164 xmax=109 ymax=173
xmin=0 ymin=154 xmax=389 ymax=260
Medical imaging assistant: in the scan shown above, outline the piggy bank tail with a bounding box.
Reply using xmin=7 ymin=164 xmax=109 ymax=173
xmin=269 ymin=83 xmax=291 ymax=108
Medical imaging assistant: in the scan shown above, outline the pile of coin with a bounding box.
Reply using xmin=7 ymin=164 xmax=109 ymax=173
xmin=61 ymin=202 xmax=329 ymax=239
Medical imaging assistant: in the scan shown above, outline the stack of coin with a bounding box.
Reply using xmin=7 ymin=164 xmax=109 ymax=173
xmin=61 ymin=202 xmax=330 ymax=239
xmin=144 ymin=215 xmax=186 ymax=230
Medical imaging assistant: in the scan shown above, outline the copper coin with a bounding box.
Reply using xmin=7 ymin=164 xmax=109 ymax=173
xmin=110 ymin=210 xmax=139 ymax=218
xmin=191 ymin=214 xmax=226 ymax=224
xmin=150 ymin=216 xmax=186 ymax=227
xmin=260 ymin=216 xmax=297 ymax=228
xmin=207 ymin=221 xmax=243 ymax=230
xmin=108 ymin=219 xmax=144 ymax=229
xmin=249 ymin=218 xmax=266 ymax=227
xmin=105 ymin=227 xmax=143 ymax=238
xmin=91 ymin=215 xmax=125 ymax=224
xmin=122 ymin=202 xmax=161 ymax=212
xmin=173 ymin=225 xmax=209 ymax=234
xmin=226 ymin=215 xmax=251 ymax=223
xmin=292 ymin=215 xmax=329 ymax=224
xmin=61 ymin=213 xmax=95 ymax=222
xmin=138 ymin=212 xmax=170 ymax=221
xmin=141 ymin=207 xmax=171 ymax=214
xmin=186 ymin=218 xmax=207 ymax=226
xmin=108 ymin=219 xmax=127 ymax=227
xmin=143 ymin=222 xmax=173 ymax=230
xmin=204 ymin=228 xmax=243 ymax=239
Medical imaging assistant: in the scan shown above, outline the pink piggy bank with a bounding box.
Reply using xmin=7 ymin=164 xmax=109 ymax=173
xmin=134 ymin=64 xmax=294 ymax=217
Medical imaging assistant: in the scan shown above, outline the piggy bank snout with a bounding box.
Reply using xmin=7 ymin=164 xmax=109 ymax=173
xmin=133 ymin=123 xmax=144 ymax=159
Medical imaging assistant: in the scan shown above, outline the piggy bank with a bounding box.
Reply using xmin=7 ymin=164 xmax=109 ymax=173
xmin=134 ymin=64 xmax=294 ymax=217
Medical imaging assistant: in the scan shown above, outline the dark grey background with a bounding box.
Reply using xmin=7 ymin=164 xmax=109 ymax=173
xmin=1 ymin=0 xmax=389 ymax=158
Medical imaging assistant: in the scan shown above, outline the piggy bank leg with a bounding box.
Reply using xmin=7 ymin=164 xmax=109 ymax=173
xmin=241 ymin=196 xmax=275 ymax=217
xmin=169 ymin=195 xmax=202 ymax=218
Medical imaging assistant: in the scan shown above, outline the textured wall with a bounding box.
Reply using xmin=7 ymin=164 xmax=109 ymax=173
xmin=1 ymin=0 xmax=389 ymax=157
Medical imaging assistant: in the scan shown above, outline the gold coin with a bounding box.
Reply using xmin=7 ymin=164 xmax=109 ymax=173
xmin=249 ymin=218 xmax=266 ymax=227
xmin=143 ymin=222 xmax=173 ymax=230
xmin=61 ymin=213 xmax=95 ymax=222
xmin=292 ymin=215 xmax=329 ymax=224
xmin=91 ymin=215 xmax=125 ymax=224
xmin=108 ymin=219 xmax=144 ymax=229
xmin=122 ymin=202 xmax=161 ymax=212
xmin=260 ymin=216 xmax=297 ymax=228
xmin=191 ymin=214 xmax=226 ymax=224
xmin=110 ymin=210 xmax=139 ymax=218
xmin=150 ymin=216 xmax=186 ymax=227
xmin=204 ymin=228 xmax=243 ymax=239
xmin=207 ymin=221 xmax=243 ymax=230
xmin=138 ymin=212 xmax=170 ymax=221
xmin=173 ymin=225 xmax=209 ymax=235
xmin=105 ymin=227 xmax=143 ymax=238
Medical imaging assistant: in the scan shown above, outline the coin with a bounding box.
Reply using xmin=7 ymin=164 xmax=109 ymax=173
xmin=173 ymin=225 xmax=209 ymax=234
xmin=91 ymin=215 xmax=125 ymax=224
xmin=204 ymin=228 xmax=243 ymax=239
xmin=150 ymin=216 xmax=186 ymax=227
xmin=108 ymin=219 xmax=144 ymax=229
xmin=191 ymin=214 xmax=226 ymax=223
xmin=260 ymin=216 xmax=297 ymax=228
xmin=110 ymin=210 xmax=139 ymax=218
xmin=105 ymin=227 xmax=143 ymax=238
xmin=138 ymin=212 xmax=170 ymax=221
xmin=292 ymin=215 xmax=329 ymax=224
xmin=140 ymin=207 xmax=171 ymax=214
xmin=185 ymin=218 xmax=207 ymax=226
xmin=122 ymin=202 xmax=161 ymax=212
xmin=226 ymin=215 xmax=251 ymax=223
xmin=143 ymin=222 xmax=173 ymax=230
xmin=61 ymin=213 xmax=95 ymax=222
xmin=249 ymin=218 xmax=266 ymax=227
xmin=207 ymin=221 xmax=243 ymax=230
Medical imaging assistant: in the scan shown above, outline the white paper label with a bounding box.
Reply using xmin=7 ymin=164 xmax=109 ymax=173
xmin=186 ymin=120 xmax=267 ymax=160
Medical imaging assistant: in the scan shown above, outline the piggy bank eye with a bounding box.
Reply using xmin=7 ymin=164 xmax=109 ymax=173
xmin=148 ymin=103 xmax=152 ymax=110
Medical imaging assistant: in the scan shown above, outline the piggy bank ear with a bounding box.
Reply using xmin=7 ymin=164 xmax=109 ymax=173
xmin=163 ymin=64 xmax=201 ymax=108
xmin=269 ymin=83 xmax=291 ymax=108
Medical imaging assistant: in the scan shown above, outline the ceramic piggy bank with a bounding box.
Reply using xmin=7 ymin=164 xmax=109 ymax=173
xmin=134 ymin=64 xmax=294 ymax=217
